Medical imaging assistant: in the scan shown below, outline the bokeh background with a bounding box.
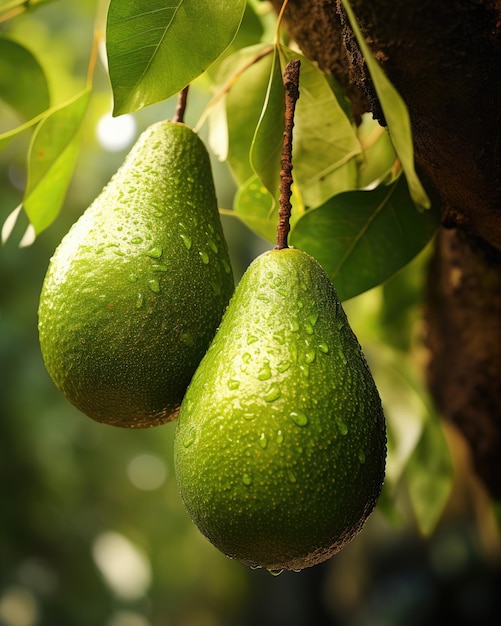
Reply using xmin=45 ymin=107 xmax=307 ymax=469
xmin=1 ymin=2 xmax=501 ymax=625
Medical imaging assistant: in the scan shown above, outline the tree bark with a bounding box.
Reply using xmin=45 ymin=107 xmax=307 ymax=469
xmin=272 ymin=0 xmax=501 ymax=499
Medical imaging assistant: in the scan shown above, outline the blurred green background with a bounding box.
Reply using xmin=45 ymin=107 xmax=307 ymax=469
xmin=1 ymin=1 xmax=501 ymax=625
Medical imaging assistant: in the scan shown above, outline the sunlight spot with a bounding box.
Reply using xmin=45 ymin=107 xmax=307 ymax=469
xmin=0 ymin=586 xmax=39 ymax=626
xmin=92 ymin=531 xmax=151 ymax=600
xmin=96 ymin=113 xmax=137 ymax=152
xmin=127 ymin=453 xmax=168 ymax=491
xmin=106 ymin=610 xmax=152 ymax=626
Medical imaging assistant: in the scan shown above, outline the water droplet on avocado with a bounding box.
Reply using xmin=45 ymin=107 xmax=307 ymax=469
xmin=304 ymin=349 xmax=316 ymax=364
xmin=358 ymin=449 xmax=366 ymax=464
xmin=257 ymin=362 xmax=271 ymax=381
xmin=227 ymin=379 xmax=240 ymax=390
xmin=259 ymin=432 xmax=268 ymax=449
xmin=264 ymin=384 xmax=281 ymax=402
xmin=152 ymin=263 xmax=168 ymax=272
xmin=128 ymin=273 xmax=138 ymax=283
xmin=135 ymin=293 xmax=144 ymax=309
xmin=267 ymin=569 xmax=284 ymax=577
xmin=290 ymin=411 xmax=308 ymax=427
xmin=276 ymin=430 xmax=284 ymax=445
xmin=247 ymin=335 xmax=258 ymax=345
xmin=287 ymin=471 xmax=297 ymax=484
xmin=208 ymin=238 xmax=218 ymax=253
xmin=318 ymin=342 xmax=329 ymax=353
xmin=222 ymin=259 xmax=232 ymax=274
xmin=146 ymin=246 xmax=163 ymax=259
xmin=148 ymin=279 xmax=160 ymax=293
xmin=337 ymin=420 xmax=349 ymax=435
xmin=200 ymin=250 xmax=210 ymax=265
xmin=180 ymin=233 xmax=192 ymax=250
xmin=277 ymin=360 xmax=291 ymax=373
xmin=131 ymin=236 xmax=143 ymax=245
xmin=242 ymin=473 xmax=252 ymax=486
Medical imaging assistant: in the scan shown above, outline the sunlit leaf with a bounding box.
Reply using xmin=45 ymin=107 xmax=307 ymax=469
xmin=405 ymin=410 xmax=454 ymax=535
xmin=279 ymin=46 xmax=361 ymax=207
xmin=107 ymin=0 xmax=246 ymax=115
xmin=23 ymin=89 xmax=90 ymax=234
xmin=356 ymin=113 xmax=398 ymax=189
xmin=213 ymin=44 xmax=274 ymax=185
xmin=249 ymin=45 xmax=284 ymax=199
xmin=340 ymin=0 xmax=430 ymax=209
xmin=290 ymin=176 xmax=439 ymax=301
xmin=0 ymin=36 xmax=50 ymax=120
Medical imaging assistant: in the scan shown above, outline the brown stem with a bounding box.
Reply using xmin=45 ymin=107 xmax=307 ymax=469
xmin=275 ymin=59 xmax=301 ymax=250
xmin=173 ymin=85 xmax=189 ymax=124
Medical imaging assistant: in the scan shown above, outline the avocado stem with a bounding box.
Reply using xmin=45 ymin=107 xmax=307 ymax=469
xmin=275 ymin=59 xmax=301 ymax=251
xmin=173 ymin=85 xmax=190 ymax=124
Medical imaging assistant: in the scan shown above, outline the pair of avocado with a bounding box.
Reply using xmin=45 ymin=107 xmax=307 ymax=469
xmin=38 ymin=120 xmax=386 ymax=572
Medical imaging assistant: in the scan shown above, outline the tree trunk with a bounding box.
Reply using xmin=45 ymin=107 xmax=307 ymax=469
xmin=271 ymin=0 xmax=501 ymax=499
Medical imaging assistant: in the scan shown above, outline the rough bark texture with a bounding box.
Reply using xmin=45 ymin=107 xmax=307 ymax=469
xmin=271 ymin=0 xmax=501 ymax=498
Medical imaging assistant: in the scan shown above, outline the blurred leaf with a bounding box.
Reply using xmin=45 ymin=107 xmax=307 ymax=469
xmin=280 ymin=46 xmax=361 ymax=207
xmin=0 ymin=36 xmax=50 ymax=120
xmin=0 ymin=110 xmax=46 ymax=151
xmin=405 ymin=409 xmax=454 ymax=535
xmin=216 ymin=44 xmax=274 ymax=185
xmin=340 ymin=0 xmax=430 ymax=210
xmin=356 ymin=113 xmax=398 ymax=189
xmin=23 ymin=88 xmax=90 ymax=234
xmin=106 ymin=0 xmax=246 ymax=115
xmin=249 ymin=45 xmax=284 ymax=199
xmin=290 ymin=176 xmax=439 ymax=301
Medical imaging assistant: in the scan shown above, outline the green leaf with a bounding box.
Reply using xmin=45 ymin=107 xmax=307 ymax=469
xmin=290 ymin=176 xmax=439 ymax=301
xmin=405 ymin=409 xmax=453 ymax=535
xmin=23 ymin=89 xmax=90 ymax=234
xmin=249 ymin=45 xmax=284 ymax=199
xmin=215 ymin=44 xmax=274 ymax=185
xmin=279 ymin=46 xmax=361 ymax=207
xmin=0 ymin=36 xmax=50 ymax=120
xmin=340 ymin=0 xmax=430 ymax=210
xmin=107 ymin=0 xmax=246 ymax=115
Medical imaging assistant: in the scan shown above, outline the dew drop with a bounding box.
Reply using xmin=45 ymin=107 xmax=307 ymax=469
xmin=266 ymin=271 xmax=273 ymax=279
xmin=180 ymin=332 xmax=195 ymax=346
xmin=319 ymin=342 xmax=329 ymax=354
xmin=242 ymin=473 xmax=252 ymax=486
xmin=290 ymin=320 xmax=300 ymax=333
xmin=199 ymin=250 xmax=210 ymax=264
xmin=259 ymin=432 xmax=268 ymax=449
xmin=184 ymin=435 xmax=195 ymax=448
xmin=257 ymin=362 xmax=271 ymax=381
xmin=337 ymin=420 xmax=349 ymax=435
xmin=152 ymin=263 xmax=168 ymax=272
xmin=304 ymin=349 xmax=316 ymax=364
xmin=222 ymin=258 xmax=232 ymax=274
xmin=208 ymin=238 xmax=218 ymax=253
xmin=247 ymin=335 xmax=258 ymax=345
xmin=277 ymin=360 xmax=291 ymax=373
xmin=146 ymin=246 xmax=163 ymax=259
xmin=227 ymin=379 xmax=240 ymax=390
xmin=273 ymin=331 xmax=286 ymax=345
xmin=267 ymin=569 xmax=284 ymax=577
xmin=290 ymin=410 xmax=308 ymax=427
xmin=300 ymin=363 xmax=310 ymax=378
xmin=358 ymin=449 xmax=366 ymax=464
xmin=243 ymin=413 xmax=255 ymax=421
xmin=128 ymin=273 xmax=138 ymax=283
xmin=148 ymin=279 xmax=160 ymax=293
xmin=304 ymin=322 xmax=314 ymax=335
xmin=135 ymin=293 xmax=144 ymax=309
xmin=180 ymin=233 xmax=192 ymax=250
xmin=212 ymin=281 xmax=221 ymax=296
xmin=297 ymin=301 xmax=304 ymax=309
xmin=264 ymin=383 xmax=281 ymax=402
xmin=276 ymin=430 xmax=284 ymax=445
xmin=309 ymin=312 xmax=319 ymax=327
xmin=131 ymin=236 xmax=143 ymax=245
xmin=287 ymin=471 xmax=297 ymax=484
xmin=242 ymin=352 xmax=251 ymax=364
